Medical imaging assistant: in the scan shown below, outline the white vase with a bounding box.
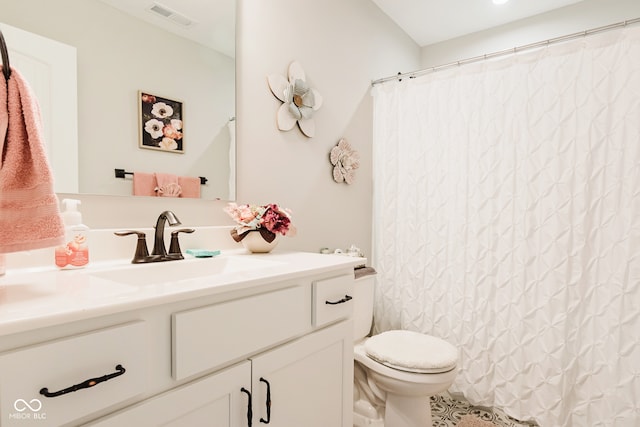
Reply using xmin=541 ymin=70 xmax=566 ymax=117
xmin=241 ymin=231 xmax=279 ymax=253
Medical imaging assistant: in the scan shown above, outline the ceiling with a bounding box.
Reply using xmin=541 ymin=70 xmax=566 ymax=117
xmin=97 ymin=0 xmax=587 ymax=57
xmin=97 ymin=0 xmax=235 ymax=57
xmin=371 ymin=0 xmax=586 ymax=47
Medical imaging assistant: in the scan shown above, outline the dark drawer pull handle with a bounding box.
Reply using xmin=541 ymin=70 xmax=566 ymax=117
xmin=325 ymin=295 xmax=353 ymax=305
xmin=241 ymin=387 xmax=252 ymax=427
xmin=39 ymin=364 xmax=126 ymax=398
xmin=259 ymin=377 xmax=271 ymax=424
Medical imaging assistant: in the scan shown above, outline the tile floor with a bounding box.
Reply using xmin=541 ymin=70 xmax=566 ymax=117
xmin=431 ymin=394 xmax=539 ymax=427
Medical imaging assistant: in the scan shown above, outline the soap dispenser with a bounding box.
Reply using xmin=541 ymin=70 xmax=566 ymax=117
xmin=55 ymin=199 xmax=90 ymax=269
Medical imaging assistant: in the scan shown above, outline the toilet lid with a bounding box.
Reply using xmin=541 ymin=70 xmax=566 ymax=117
xmin=364 ymin=330 xmax=457 ymax=374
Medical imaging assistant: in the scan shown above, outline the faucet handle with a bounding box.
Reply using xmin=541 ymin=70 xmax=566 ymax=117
xmin=168 ymin=228 xmax=195 ymax=259
xmin=114 ymin=230 xmax=150 ymax=264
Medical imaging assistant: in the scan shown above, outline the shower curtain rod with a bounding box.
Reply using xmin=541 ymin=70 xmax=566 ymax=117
xmin=371 ymin=17 xmax=640 ymax=86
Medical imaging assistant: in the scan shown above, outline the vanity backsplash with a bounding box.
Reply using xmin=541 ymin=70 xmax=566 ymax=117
xmin=4 ymin=226 xmax=238 ymax=271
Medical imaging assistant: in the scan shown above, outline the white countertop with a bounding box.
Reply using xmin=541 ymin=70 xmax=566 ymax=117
xmin=0 ymin=251 xmax=364 ymax=337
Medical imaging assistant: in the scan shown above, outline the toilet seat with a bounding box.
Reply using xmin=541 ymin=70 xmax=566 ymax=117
xmin=364 ymin=330 xmax=457 ymax=374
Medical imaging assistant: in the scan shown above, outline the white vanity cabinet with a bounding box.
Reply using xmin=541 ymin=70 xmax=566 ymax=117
xmin=0 ymin=253 xmax=359 ymax=427
xmin=250 ymin=321 xmax=352 ymax=427
xmin=245 ymin=274 xmax=354 ymax=427
xmin=91 ymin=321 xmax=352 ymax=427
xmin=87 ymin=361 xmax=251 ymax=427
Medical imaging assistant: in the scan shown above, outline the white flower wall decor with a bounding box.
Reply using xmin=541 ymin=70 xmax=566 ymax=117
xmin=330 ymin=138 xmax=360 ymax=184
xmin=268 ymin=61 xmax=323 ymax=137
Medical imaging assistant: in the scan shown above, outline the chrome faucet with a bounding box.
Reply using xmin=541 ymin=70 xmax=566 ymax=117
xmin=151 ymin=210 xmax=181 ymax=258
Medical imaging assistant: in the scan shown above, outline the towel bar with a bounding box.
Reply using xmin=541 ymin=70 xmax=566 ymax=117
xmin=114 ymin=169 xmax=207 ymax=185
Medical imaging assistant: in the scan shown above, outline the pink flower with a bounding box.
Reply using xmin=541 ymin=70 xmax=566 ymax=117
xmin=141 ymin=93 xmax=157 ymax=103
xmin=163 ymin=124 xmax=183 ymax=140
xmin=237 ymin=205 xmax=259 ymax=222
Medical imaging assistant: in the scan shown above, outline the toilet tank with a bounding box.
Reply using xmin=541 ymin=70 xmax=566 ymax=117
xmin=353 ymin=274 xmax=375 ymax=341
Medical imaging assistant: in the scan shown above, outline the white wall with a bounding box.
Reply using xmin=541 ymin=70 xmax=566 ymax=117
xmin=420 ymin=0 xmax=640 ymax=68
xmin=235 ymin=0 xmax=419 ymax=257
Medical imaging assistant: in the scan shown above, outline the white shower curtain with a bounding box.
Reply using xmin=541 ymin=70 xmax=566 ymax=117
xmin=372 ymin=26 xmax=640 ymax=427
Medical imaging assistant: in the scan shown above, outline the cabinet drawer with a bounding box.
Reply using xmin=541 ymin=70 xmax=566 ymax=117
xmin=172 ymin=285 xmax=309 ymax=380
xmin=0 ymin=321 xmax=146 ymax=427
xmin=313 ymin=274 xmax=354 ymax=327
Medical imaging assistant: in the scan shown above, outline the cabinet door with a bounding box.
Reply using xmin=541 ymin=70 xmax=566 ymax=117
xmin=250 ymin=321 xmax=353 ymax=427
xmin=87 ymin=361 xmax=251 ymax=427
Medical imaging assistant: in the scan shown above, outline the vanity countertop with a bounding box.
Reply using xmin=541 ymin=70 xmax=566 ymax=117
xmin=0 ymin=251 xmax=364 ymax=337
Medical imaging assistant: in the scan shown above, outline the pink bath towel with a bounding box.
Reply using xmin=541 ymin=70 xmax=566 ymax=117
xmin=0 ymin=66 xmax=65 ymax=253
xmin=154 ymin=173 xmax=181 ymax=197
xmin=178 ymin=176 xmax=201 ymax=198
xmin=132 ymin=172 xmax=157 ymax=196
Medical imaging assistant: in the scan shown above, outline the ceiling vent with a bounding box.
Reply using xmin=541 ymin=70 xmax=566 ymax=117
xmin=148 ymin=2 xmax=194 ymax=27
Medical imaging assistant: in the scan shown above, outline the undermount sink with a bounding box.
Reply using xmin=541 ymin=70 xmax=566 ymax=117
xmin=90 ymin=255 xmax=282 ymax=286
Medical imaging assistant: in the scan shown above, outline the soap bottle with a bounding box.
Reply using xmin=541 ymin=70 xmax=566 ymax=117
xmin=55 ymin=199 xmax=90 ymax=269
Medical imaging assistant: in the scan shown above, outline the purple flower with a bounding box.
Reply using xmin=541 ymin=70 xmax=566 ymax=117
xmin=262 ymin=204 xmax=292 ymax=235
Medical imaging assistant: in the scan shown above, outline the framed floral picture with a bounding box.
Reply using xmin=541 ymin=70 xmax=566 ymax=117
xmin=138 ymin=91 xmax=184 ymax=153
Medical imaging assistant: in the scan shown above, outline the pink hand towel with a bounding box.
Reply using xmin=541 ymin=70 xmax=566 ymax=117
xmin=178 ymin=176 xmax=201 ymax=198
xmin=133 ymin=172 xmax=157 ymax=196
xmin=0 ymin=66 xmax=65 ymax=253
xmin=154 ymin=173 xmax=181 ymax=197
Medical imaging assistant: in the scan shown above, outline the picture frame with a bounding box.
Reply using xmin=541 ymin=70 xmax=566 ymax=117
xmin=138 ymin=91 xmax=184 ymax=153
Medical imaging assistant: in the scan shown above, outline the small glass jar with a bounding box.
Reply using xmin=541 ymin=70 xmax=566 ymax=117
xmin=346 ymin=244 xmax=362 ymax=257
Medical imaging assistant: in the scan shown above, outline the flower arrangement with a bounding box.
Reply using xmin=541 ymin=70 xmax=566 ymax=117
xmin=224 ymin=202 xmax=296 ymax=243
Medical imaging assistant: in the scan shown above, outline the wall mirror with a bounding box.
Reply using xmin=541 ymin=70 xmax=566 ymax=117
xmin=1 ymin=0 xmax=236 ymax=201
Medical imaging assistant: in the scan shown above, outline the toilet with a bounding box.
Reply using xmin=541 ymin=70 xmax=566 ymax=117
xmin=353 ymin=273 xmax=458 ymax=427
